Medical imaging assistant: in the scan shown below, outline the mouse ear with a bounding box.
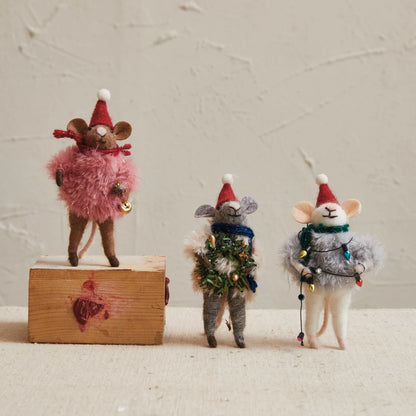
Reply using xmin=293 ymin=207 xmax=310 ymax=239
xmin=292 ymin=201 xmax=314 ymax=224
xmin=342 ymin=199 xmax=361 ymax=218
xmin=240 ymin=196 xmax=258 ymax=214
xmin=113 ymin=121 xmax=132 ymax=140
xmin=194 ymin=205 xmax=216 ymax=218
xmin=67 ymin=118 xmax=88 ymax=136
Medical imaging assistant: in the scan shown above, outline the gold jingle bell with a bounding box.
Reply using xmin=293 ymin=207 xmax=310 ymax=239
xmin=232 ymin=273 xmax=239 ymax=282
xmin=208 ymin=234 xmax=216 ymax=248
xmin=299 ymin=250 xmax=308 ymax=259
xmin=309 ymin=284 xmax=315 ymax=293
xmin=119 ymin=189 xmax=132 ymax=214
xmin=120 ymin=200 xmax=132 ymax=214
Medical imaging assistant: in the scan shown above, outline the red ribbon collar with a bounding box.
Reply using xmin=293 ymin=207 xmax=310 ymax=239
xmin=53 ymin=129 xmax=132 ymax=156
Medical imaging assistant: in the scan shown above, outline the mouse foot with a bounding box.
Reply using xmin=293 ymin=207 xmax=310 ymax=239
xmin=234 ymin=334 xmax=246 ymax=348
xmin=68 ymin=252 xmax=79 ymax=267
xmin=308 ymin=336 xmax=319 ymax=349
xmin=108 ymin=255 xmax=119 ymax=267
xmin=207 ymin=335 xmax=217 ymax=348
xmin=337 ymin=337 xmax=346 ymax=350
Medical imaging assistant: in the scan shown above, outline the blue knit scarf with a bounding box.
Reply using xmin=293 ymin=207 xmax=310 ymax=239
xmin=211 ymin=223 xmax=255 ymax=251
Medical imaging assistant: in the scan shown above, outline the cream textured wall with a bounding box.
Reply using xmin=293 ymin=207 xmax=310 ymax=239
xmin=1 ymin=0 xmax=415 ymax=308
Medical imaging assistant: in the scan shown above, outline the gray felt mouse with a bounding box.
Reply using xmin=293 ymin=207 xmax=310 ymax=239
xmin=185 ymin=174 xmax=261 ymax=348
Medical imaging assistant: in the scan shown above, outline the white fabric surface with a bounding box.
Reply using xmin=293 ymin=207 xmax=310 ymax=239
xmin=1 ymin=307 xmax=415 ymax=415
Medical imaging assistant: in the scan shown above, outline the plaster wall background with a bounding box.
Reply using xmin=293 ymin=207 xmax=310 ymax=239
xmin=1 ymin=0 xmax=415 ymax=308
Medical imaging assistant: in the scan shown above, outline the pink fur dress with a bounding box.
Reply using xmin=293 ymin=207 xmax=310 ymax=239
xmin=47 ymin=145 xmax=138 ymax=223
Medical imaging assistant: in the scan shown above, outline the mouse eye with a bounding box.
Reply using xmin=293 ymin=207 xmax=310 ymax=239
xmin=88 ymin=127 xmax=92 ymax=131
xmin=110 ymin=129 xmax=114 ymax=133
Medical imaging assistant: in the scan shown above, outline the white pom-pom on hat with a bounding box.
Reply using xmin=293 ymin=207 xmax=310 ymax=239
xmin=97 ymin=88 xmax=111 ymax=102
xmin=222 ymin=173 xmax=233 ymax=185
xmin=316 ymin=173 xmax=328 ymax=185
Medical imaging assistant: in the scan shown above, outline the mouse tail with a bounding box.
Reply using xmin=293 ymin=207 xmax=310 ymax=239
xmin=78 ymin=221 xmax=97 ymax=259
xmin=317 ymin=299 xmax=329 ymax=337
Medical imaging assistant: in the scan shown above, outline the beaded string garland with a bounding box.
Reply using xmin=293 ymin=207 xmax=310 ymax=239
xmin=195 ymin=223 xmax=257 ymax=296
xmin=296 ymin=223 xmax=365 ymax=346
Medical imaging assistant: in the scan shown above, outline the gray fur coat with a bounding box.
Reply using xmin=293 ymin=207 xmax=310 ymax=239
xmin=282 ymin=230 xmax=384 ymax=289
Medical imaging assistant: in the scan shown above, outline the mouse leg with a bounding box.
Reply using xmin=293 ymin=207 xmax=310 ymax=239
xmin=228 ymin=289 xmax=246 ymax=348
xmin=328 ymin=288 xmax=352 ymax=350
xmin=98 ymin=218 xmax=119 ymax=267
xmin=203 ymin=291 xmax=223 ymax=348
xmin=68 ymin=211 xmax=88 ymax=266
xmin=305 ymin=290 xmax=326 ymax=349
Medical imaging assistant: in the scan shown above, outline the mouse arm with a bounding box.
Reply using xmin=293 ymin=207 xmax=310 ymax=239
xmin=112 ymin=182 xmax=126 ymax=194
xmin=195 ymin=252 xmax=210 ymax=268
xmin=110 ymin=158 xmax=138 ymax=196
xmin=282 ymin=234 xmax=312 ymax=282
xmin=350 ymin=236 xmax=384 ymax=274
xmin=56 ymin=169 xmax=64 ymax=187
xmin=289 ymin=258 xmax=311 ymax=276
xmin=184 ymin=227 xmax=211 ymax=262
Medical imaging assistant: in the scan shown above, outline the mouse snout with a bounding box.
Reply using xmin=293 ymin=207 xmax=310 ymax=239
xmin=96 ymin=126 xmax=107 ymax=137
xmin=228 ymin=201 xmax=241 ymax=212
xmin=228 ymin=201 xmax=240 ymax=210
xmin=226 ymin=201 xmax=243 ymax=217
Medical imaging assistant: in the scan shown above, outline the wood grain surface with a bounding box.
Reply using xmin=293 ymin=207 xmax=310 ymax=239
xmin=28 ymin=256 xmax=166 ymax=344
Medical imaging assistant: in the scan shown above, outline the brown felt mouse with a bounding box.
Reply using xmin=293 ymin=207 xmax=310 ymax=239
xmin=47 ymin=89 xmax=139 ymax=267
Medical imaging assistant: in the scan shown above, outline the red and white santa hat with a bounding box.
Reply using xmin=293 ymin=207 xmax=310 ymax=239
xmin=315 ymin=174 xmax=339 ymax=207
xmin=89 ymin=89 xmax=113 ymax=129
xmin=216 ymin=174 xmax=238 ymax=208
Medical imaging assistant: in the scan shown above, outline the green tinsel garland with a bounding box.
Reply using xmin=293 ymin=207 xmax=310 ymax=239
xmin=195 ymin=232 xmax=257 ymax=296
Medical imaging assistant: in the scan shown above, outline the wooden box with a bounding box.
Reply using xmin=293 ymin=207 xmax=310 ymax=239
xmin=28 ymin=255 xmax=167 ymax=345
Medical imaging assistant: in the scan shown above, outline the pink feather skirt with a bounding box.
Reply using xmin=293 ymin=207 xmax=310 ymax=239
xmin=47 ymin=146 xmax=138 ymax=223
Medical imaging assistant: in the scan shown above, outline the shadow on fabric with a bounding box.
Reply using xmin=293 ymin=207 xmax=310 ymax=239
xmin=0 ymin=321 xmax=28 ymax=343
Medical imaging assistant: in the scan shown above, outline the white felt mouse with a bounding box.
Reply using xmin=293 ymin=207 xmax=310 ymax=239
xmin=282 ymin=174 xmax=384 ymax=349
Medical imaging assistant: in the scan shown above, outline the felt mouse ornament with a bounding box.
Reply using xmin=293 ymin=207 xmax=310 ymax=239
xmin=184 ymin=174 xmax=261 ymax=348
xmin=282 ymin=174 xmax=383 ymax=350
xmin=47 ymin=89 xmax=138 ymax=267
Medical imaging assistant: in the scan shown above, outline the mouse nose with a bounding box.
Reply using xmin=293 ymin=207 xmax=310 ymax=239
xmin=97 ymin=126 xmax=107 ymax=137
xmin=228 ymin=201 xmax=240 ymax=211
